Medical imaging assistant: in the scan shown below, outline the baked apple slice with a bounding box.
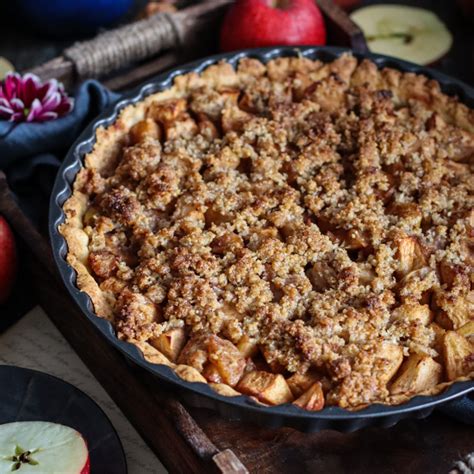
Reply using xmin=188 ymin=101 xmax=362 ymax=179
xmin=150 ymin=328 xmax=186 ymax=362
xmin=390 ymin=354 xmax=442 ymax=395
xmin=443 ymin=331 xmax=474 ymax=381
xmin=178 ymin=334 xmax=246 ymax=386
xmin=237 ymin=370 xmax=293 ymax=405
xmin=292 ymin=382 xmax=325 ymax=411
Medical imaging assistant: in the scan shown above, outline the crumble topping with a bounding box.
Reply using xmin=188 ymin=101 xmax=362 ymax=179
xmin=62 ymin=55 xmax=474 ymax=409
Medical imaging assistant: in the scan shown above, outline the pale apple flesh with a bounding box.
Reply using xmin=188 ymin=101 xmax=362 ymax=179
xmin=0 ymin=422 xmax=89 ymax=474
xmin=350 ymin=5 xmax=453 ymax=66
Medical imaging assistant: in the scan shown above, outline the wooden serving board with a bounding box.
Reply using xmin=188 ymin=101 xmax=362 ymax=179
xmin=1 ymin=175 xmax=473 ymax=474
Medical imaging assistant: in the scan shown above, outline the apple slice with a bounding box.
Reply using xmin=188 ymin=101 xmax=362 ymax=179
xmin=0 ymin=422 xmax=89 ymax=473
xmin=350 ymin=5 xmax=453 ymax=65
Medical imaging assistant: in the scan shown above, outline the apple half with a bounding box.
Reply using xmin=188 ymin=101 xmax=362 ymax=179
xmin=0 ymin=422 xmax=89 ymax=473
xmin=350 ymin=5 xmax=453 ymax=66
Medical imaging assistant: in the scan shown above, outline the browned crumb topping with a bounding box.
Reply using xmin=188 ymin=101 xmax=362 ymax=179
xmin=73 ymin=55 xmax=474 ymax=409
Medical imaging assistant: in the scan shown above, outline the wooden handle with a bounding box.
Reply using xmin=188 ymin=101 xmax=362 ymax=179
xmin=165 ymin=399 xmax=248 ymax=473
xmin=29 ymin=0 xmax=232 ymax=89
xmin=317 ymin=0 xmax=368 ymax=52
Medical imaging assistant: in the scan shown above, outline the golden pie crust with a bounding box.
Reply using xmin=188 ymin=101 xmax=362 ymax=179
xmin=60 ymin=54 xmax=474 ymax=410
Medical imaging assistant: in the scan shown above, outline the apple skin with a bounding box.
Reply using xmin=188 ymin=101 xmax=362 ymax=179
xmin=0 ymin=421 xmax=90 ymax=473
xmin=0 ymin=215 xmax=16 ymax=304
xmin=220 ymin=0 xmax=326 ymax=52
xmin=81 ymin=451 xmax=91 ymax=474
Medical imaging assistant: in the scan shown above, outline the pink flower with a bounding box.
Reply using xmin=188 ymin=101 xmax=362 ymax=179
xmin=0 ymin=73 xmax=73 ymax=123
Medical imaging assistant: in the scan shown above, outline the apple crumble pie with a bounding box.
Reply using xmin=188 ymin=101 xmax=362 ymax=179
xmin=60 ymin=54 xmax=474 ymax=410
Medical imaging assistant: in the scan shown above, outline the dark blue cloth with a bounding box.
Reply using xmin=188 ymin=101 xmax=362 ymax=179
xmin=0 ymin=80 xmax=120 ymax=224
xmin=439 ymin=392 xmax=474 ymax=424
xmin=0 ymin=79 xmax=472 ymax=425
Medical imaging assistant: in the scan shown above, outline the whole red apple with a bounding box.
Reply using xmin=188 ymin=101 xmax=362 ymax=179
xmin=0 ymin=215 xmax=16 ymax=304
xmin=220 ymin=0 xmax=326 ymax=52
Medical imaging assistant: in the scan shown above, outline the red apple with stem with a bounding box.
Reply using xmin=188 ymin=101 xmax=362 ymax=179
xmin=220 ymin=0 xmax=326 ymax=52
xmin=0 ymin=422 xmax=90 ymax=473
xmin=0 ymin=215 xmax=16 ymax=304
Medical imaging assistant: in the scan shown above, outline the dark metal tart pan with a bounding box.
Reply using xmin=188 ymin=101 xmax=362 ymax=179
xmin=50 ymin=46 xmax=474 ymax=432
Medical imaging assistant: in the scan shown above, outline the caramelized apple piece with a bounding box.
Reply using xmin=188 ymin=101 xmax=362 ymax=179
xmin=292 ymin=382 xmax=324 ymax=411
xmin=208 ymin=336 xmax=246 ymax=386
xmin=457 ymin=321 xmax=474 ymax=341
xmin=237 ymin=335 xmax=259 ymax=358
xmin=129 ymin=119 xmax=161 ymax=144
xmin=377 ymin=342 xmax=404 ymax=385
xmin=392 ymin=303 xmax=432 ymax=325
xmin=439 ymin=261 xmax=465 ymax=287
xmin=307 ymin=261 xmax=336 ymax=291
xmin=357 ymin=262 xmax=376 ymax=286
xmin=341 ymin=228 xmax=370 ymax=250
xmin=148 ymin=98 xmax=187 ymax=124
xmin=149 ymin=328 xmax=186 ymax=362
xmin=177 ymin=334 xmax=208 ymax=371
xmin=435 ymin=290 xmax=474 ymax=330
xmin=237 ymin=371 xmax=293 ymax=405
xmin=394 ymin=235 xmax=426 ymax=276
xmin=196 ymin=113 xmax=219 ymax=140
xmin=287 ymin=370 xmax=320 ymax=398
xmin=429 ymin=322 xmax=446 ymax=353
xmin=443 ymin=331 xmax=474 ymax=381
xmin=178 ymin=334 xmax=246 ymax=387
xmin=219 ymin=88 xmax=240 ymax=105
xmin=390 ymin=354 xmax=442 ymax=395
xmin=211 ymin=232 xmax=243 ymax=255
xmin=202 ymin=364 xmax=223 ymax=384
xmin=387 ymin=202 xmax=422 ymax=228
xmin=221 ymin=103 xmax=252 ymax=133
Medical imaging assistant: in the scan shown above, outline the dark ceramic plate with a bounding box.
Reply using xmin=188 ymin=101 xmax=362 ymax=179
xmin=0 ymin=365 xmax=127 ymax=473
xmin=49 ymin=46 xmax=474 ymax=432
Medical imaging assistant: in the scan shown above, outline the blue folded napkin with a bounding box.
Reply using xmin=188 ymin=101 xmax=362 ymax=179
xmin=0 ymin=80 xmax=120 ymax=224
xmin=0 ymin=79 xmax=472 ymax=424
xmin=438 ymin=392 xmax=474 ymax=424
